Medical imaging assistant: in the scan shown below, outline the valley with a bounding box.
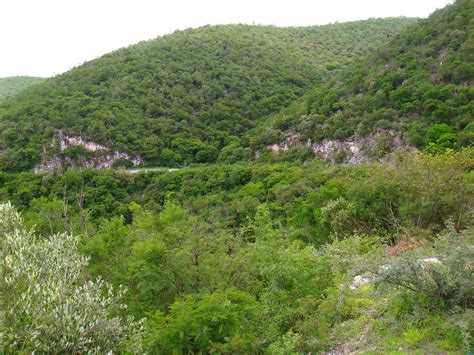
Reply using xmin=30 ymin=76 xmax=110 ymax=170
xmin=1 ymin=0 xmax=473 ymax=353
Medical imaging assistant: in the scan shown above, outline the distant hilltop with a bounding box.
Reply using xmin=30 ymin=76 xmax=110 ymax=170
xmin=0 ymin=76 xmax=45 ymax=101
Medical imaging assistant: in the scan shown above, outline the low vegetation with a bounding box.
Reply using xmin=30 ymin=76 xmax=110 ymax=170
xmin=1 ymin=148 xmax=472 ymax=352
xmin=0 ymin=0 xmax=472 ymax=352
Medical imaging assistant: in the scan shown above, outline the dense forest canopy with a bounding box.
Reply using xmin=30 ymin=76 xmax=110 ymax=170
xmin=252 ymin=0 xmax=473 ymax=152
xmin=1 ymin=0 xmax=473 ymax=353
xmin=0 ymin=18 xmax=417 ymax=171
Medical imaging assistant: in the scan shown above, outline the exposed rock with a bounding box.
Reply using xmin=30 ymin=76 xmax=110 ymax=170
xmin=348 ymin=256 xmax=444 ymax=290
xmin=270 ymin=144 xmax=282 ymax=153
xmin=419 ymin=257 xmax=443 ymax=270
xmin=34 ymin=154 xmax=62 ymax=173
xmin=267 ymin=130 xmax=415 ymax=165
xmin=59 ymin=134 xmax=107 ymax=152
xmin=34 ymin=130 xmax=143 ymax=173
xmin=270 ymin=133 xmax=300 ymax=153
xmin=419 ymin=257 xmax=442 ymax=264
xmin=311 ymin=138 xmax=365 ymax=165
xmin=350 ymin=275 xmax=371 ymax=290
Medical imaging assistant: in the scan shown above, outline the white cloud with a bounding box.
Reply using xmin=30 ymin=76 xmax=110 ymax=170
xmin=0 ymin=0 xmax=453 ymax=77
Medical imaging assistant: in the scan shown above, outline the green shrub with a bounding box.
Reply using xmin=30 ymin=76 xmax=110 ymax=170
xmin=370 ymin=223 xmax=474 ymax=309
xmin=144 ymin=289 xmax=258 ymax=353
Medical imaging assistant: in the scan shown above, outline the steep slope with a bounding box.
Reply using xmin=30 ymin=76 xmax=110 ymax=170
xmin=252 ymin=0 xmax=473 ymax=159
xmin=0 ymin=76 xmax=44 ymax=101
xmin=0 ymin=19 xmax=417 ymax=171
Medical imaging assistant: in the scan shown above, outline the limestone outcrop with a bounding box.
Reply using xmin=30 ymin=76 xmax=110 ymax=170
xmin=34 ymin=130 xmax=143 ymax=173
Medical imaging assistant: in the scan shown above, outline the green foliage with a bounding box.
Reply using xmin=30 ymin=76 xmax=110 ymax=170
xmin=425 ymin=123 xmax=457 ymax=151
xmin=266 ymin=331 xmax=302 ymax=354
xmin=0 ymin=19 xmax=417 ymax=171
xmin=0 ymin=76 xmax=44 ymax=101
xmin=1 ymin=147 xmax=472 ymax=352
xmin=293 ymin=224 xmax=473 ymax=353
xmin=0 ymin=2 xmax=472 ymax=351
xmin=260 ymin=0 xmax=473 ymax=152
xmin=371 ymin=223 xmax=474 ymax=309
xmin=2 ymin=149 xmax=471 ymax=245
xmin=23 ymin=197 xmax=67 ymax=234
xmin=0 ymin=202 xmax=143 ymax=352
xmin=144 ymin=289 xmax=258 ymax=353
xmin=388 ymin=148 xmax=473 ymax=232
xmin=459 ymin=121 xmax=474 ymax=146
xmin=320 ymin=197 xmax=358 ymax=236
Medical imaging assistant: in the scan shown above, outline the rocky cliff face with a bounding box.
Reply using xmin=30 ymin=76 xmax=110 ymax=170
xmin=34 ymin=130 xmax=143 ymax=173
xmin=268 ymin=130 xmax=415 ymax=165
xmin=58 ymin=134 xmax=107 ymax=152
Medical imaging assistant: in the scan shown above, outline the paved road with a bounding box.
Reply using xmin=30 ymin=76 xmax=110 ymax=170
xmin=125 ymin=167 xmax=181 ymax=174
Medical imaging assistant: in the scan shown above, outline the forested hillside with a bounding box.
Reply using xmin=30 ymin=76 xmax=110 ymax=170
xmin=1 ymin=0 xmax=473 ymax=353
xmin=0 ymin=18 xmax=416 ymax=171
xmin=0 ymin=76 xmax=44 ymax=101
xmin=252 ymin=0 xmax=473 ymax=154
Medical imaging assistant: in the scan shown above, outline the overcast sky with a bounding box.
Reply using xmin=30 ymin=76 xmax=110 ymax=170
xmin=1 ymin=0 xmax=453 ymax=78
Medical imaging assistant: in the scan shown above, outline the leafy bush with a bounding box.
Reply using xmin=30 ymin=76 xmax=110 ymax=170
xmin=144 ymin=289 xmax=258 ymax=353
xmin=370 ymin=222 xmax=474 ymax=309
xmin=0 ymin=202 xmax=143 ymax=352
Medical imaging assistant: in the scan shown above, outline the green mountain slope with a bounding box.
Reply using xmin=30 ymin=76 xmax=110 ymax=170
xmin=1 ymin=2 xmax=473 ymax=351
xmin=0 ymin=76 xmax=44 ymax=101
xmin=254 ymin=0 xmax=473 ymax=153
xmin=0 ymin=19 xmax=417 ymax=171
